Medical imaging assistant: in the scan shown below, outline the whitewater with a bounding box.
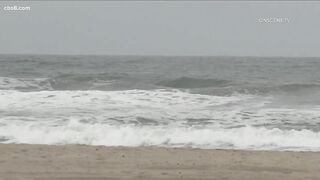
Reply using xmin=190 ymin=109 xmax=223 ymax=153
xmin=1 ymin=55 xmax=320 ymax=151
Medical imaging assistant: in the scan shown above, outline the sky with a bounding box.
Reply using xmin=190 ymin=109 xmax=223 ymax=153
xmin=0 ymin=1 xmax=320 ymax=57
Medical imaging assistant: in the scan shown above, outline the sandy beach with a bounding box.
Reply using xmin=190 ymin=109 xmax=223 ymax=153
xmin=0 ymin=144 xmax=319 ymax=180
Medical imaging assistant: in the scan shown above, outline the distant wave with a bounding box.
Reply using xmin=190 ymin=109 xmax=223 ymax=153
xmin=193 ymin=83 xmax=320 ymax=97
xmin=0 ymin=77 xmax=52 ymax=91
xmin=1 ymin=76 xmax=232 ymax=91
xmin=2 ymin=74 xmax=320 ymax=95
xmin=277 ymin=83 xmax=320 ymax=92
xmin=0 ymin=75 xmax=120 ymax=91
xmin=156 ymin=77 xmax=231 ymax=89
xmin=49 ymin=73 xmax=121 ymax=90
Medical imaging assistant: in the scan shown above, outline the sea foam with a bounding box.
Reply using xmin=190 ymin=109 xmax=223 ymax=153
xmin=1 ymin=119 xmax=320 ymax=151
xmin=1 ymin=89 xmax=320 ymax=151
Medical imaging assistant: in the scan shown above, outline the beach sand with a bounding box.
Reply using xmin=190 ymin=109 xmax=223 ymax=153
xmin=0 ymin=144 xmax=319 ymax=180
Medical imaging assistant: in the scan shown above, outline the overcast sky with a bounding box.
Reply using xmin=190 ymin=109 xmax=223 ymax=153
xmin=0 ymin=1 xmax=320 ymax=57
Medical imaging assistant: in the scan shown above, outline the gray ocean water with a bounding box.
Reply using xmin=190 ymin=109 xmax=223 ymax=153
xmin=1 ymin=54 xmax=320 ymax=151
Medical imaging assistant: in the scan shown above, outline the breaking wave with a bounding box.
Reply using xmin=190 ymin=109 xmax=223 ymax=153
xmin=0 ymin=89 xmax=320 ymax=151
xmin=2 ymin=55 xmax=320 ymax=152
xmin=1 ymin=119 xmax=320 ymax=151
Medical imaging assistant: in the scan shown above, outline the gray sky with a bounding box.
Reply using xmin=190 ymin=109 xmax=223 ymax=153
xmin=0 ymin=1 xmax=320 ymax=57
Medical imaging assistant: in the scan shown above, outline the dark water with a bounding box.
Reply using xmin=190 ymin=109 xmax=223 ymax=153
xmin=1 ymin=55 xmax=320 ymax=92
xmin=0 ymin=54 xmax=320 ymax=151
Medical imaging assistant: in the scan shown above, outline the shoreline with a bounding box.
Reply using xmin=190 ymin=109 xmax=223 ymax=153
xmin=1 ymin=144 xmax=320 ymax=179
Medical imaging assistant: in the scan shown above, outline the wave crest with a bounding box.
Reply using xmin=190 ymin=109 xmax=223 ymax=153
xmin=156 ymin=77 xmax=231 ymax=89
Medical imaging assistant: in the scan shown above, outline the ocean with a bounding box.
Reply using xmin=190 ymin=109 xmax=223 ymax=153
xmin=1 ymin=54 xmax=320 ymax=151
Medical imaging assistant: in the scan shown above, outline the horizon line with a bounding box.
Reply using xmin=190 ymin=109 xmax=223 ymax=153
xmin=0 ymin=53 xmax=319 ymax=59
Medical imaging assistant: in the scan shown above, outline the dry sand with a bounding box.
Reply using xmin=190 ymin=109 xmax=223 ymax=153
xmin=0 ymin=144 xmax=320 ymax=180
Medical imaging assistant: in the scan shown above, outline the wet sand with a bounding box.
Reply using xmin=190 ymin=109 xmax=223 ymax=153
xmin=0 ymin=144 xmax=320 ymax=180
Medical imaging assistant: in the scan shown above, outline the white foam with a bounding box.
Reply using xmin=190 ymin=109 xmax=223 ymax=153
xmin=1 ymin=89 xmax=320 ymax=151
xmin=0 ymin=89 xmax=252 ymax=125
xmin=1 ymin=89 xmax=318 ymax=128
xmin=1 ymin=119 xmax=320 ymax=151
